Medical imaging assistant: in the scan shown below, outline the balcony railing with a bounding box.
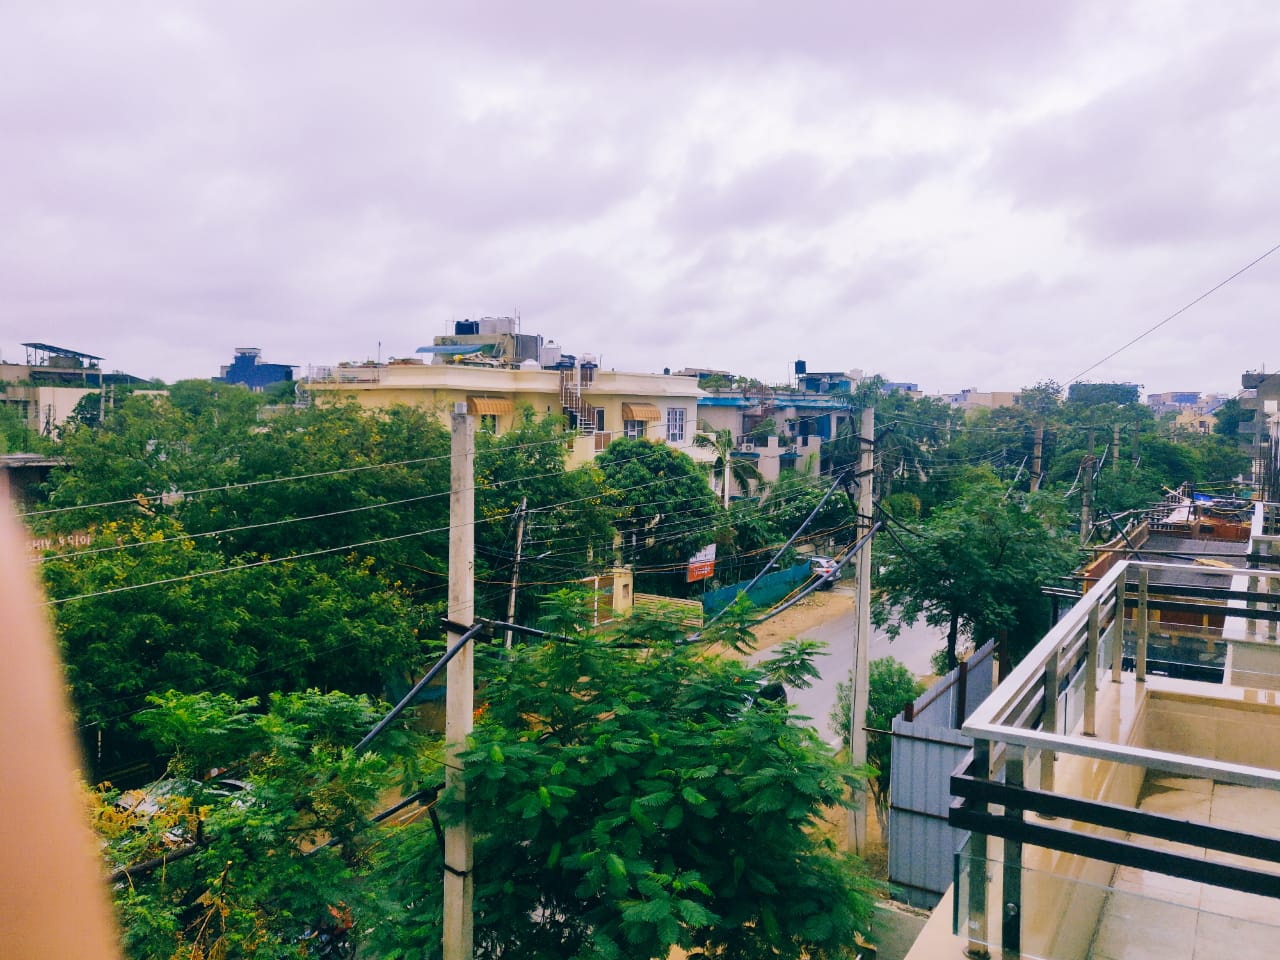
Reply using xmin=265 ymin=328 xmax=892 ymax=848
xmin=950 ymin=503 xmax=1280 ymax=956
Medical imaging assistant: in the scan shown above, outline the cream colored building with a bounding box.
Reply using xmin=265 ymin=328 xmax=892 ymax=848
xmin=937 ymin=387 xmax=1020 ymax=412
xmin=304 ymin=358 xmax=707 ymax=467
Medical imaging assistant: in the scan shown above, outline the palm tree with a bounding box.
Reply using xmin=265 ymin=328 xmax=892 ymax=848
xmin=694 ymin=422 xmax=764 ymax=507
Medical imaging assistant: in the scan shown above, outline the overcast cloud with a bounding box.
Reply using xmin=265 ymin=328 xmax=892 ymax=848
xmin=3 ymin=1 xmax=1278 ymax=395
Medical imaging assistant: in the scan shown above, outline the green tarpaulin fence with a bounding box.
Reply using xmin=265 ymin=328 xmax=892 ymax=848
xmin=701 ymin=561 xmax=811 ymax=617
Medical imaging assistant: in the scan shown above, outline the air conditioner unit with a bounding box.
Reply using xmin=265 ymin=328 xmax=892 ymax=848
xmin=740 ymin=442 xmax=755 ymax=452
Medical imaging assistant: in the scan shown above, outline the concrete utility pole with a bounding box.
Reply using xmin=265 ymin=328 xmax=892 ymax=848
xmin=1030 ymin=422 xmax=1044 ymax=491
xmin=1113 ymin=423 xmax=1122 ymax=475
xmin=849 ymin=405 xmax=875 ymax=855
xmin=505 ymin=497 xmax=527 ymax=649
xmin=1080 ymin=426 xmax=1096 ymax=545
xmin=444 ymin=406 xmax=475 ymax=960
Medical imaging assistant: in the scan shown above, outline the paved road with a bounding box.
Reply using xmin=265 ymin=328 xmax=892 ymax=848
xmin=751 ymin=585 xmax=948 ymax=743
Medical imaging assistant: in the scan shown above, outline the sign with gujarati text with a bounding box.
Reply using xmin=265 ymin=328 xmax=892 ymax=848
xmin=687 ymin=543 xmax=716 ymax=582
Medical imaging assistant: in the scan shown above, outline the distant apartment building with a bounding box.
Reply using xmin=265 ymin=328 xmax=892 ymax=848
xmin=1147 ymin=390 xmax=1202 ymax=416
xmin=696 ymin=373 xmax=849 ymax=498
xmin=215 ymin=348 xmax=297 ymax=391
xmin=882 ymin=380 xmax=922 ymax=397
xmin=936 ymin=387 xmax=1019 ymax=412
xmin=1241 ymin=370 xmax=1280 ymax=500
xmin=1152 ymin=391 xmax=1228 ymax=419
xmin=0 ymin=342 xmax=148 ymax=437
xmin=304 ymin=320 xmax=705 ymax=468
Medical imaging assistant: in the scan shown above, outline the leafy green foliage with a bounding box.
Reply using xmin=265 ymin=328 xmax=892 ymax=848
xmin=873 ymin=474 xmax=1081 ymax=668
xmin=1213 ymin=397 xmax=1253 ymax=439
xmin=96 ymin=689 xmax=416 ymax=960
xmin=408 ymin=597 xmax=879 ymax=960
xmin=830 ymin=657 xmax=925 ymax=828
xmin=694 ymin=422 xmax=764 ymax=507
xmin=473 ymin=407 xmax=616 ymax=623
xmin=1066 ymin=382 xmax=1140 ymax=406
xmin=597 ymin=437 xmax=719 ymax=596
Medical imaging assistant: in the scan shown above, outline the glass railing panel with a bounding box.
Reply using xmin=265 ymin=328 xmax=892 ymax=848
xmin=954 ymin=847 xmax=1280 ymax=960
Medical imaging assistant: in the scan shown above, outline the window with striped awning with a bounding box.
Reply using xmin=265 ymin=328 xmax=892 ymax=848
xmin=467 ymin=396 xmax=514 ymax=416
xmin=621 ymin=402 xmax=661 ymax=421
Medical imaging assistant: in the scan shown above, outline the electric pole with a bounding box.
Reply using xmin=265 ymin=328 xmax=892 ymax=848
xmin=1080 ymin=426 xmax=1095 ymax=545
xmin=849 ymin=404 xmax=874 ymax=855
xmin=1113 ymin=423 xmax=1122 ymax=475
xmin=1030 ymin=422 xmax=1044 ymax=491
xmin=444 ymin=405 xmax=475 ymax=960
xmin=505 ymin=497 xmax=527 ymax=649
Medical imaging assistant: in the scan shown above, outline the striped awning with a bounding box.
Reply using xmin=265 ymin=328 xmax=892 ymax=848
xmin=622 ymin=402 xmax=662 ymax=422
xmin=467 ymin=396 xmax=514 ymax=416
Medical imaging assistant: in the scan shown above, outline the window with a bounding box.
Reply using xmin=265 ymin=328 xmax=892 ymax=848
xmin=666 ymin=407 xmax=686 ymax=443
xmin=624 ymin=419 xmax=647 ymax=439
xmin=595 ymin=408 xmax=606 ymax=433
xmin=480 ymin=414 xmax=498 ymax=434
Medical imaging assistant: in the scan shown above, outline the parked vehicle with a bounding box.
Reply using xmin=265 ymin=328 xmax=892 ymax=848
xmin=114 ymin=776 xmax=251 ymax=844
xmin=808 ymin=555 xmax=841 ymax=589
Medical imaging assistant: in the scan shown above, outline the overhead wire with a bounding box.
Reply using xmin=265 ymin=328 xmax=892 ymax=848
xmin=1065 ymin=240 xmax=1280 ymax=385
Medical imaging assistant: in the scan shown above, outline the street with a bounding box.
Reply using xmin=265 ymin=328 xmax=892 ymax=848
xmin=750 ymin=585 xmax=948 ymax=744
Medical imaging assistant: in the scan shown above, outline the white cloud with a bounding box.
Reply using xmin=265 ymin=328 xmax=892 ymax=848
xmin=2 ymin=1 xmax=1278 ymax=396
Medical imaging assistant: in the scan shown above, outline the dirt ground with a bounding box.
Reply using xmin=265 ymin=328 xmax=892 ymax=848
xmin=705 ymin=587 xmax=854 ymax=660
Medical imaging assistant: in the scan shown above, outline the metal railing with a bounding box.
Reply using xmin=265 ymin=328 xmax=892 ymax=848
xmin=951 ymin=508 xmax=1280 ymax=955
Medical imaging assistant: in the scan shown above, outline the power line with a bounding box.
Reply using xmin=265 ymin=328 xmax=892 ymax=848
xmin=1065 ymin=240 xmax=1280 ymax=384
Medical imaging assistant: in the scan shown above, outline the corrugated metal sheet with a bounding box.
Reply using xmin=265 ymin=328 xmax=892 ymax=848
xmin=886 ymin=640 xmax=996 ymax=908
xmin=888 ymin=721 xmax=971 ymax=908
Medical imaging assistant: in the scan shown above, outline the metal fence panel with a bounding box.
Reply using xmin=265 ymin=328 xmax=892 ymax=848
xmin=886 ymin=641 xmax=996 ymax=908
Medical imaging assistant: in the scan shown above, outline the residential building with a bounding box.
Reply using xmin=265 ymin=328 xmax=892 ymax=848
xmin=1172 ymin=408 xmax=1215 ymax=435
xmin=1148 ymin=390 xmax=1202 ymax=417
xmin=695 ymin=383 xmax=839 ymax=498
xmin=1241 ymin=371 xmax=1280 ymax=500
xmin=883 ymin=380 xmax=922 ymax=397
xmin=936 ymin=387 xmax=1020 ymax=412
xmin=671 ymin=366 xmax=734 ymax=384
xmin=906 ymin=499 xmax=1280 ymax=959
xmin=0 ymin=342 xmax=147 ymax=437
xmin=215 ymin=348 xmax=297 ymax=391
xmin=304 ymin=335 xmax=705 ymax=468
xmin=1148 ymin=390 xmax=1232 ymax=419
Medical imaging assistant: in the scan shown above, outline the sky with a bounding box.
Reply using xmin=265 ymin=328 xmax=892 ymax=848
xmin=3 ymin=1 xmax=1279 ymax=397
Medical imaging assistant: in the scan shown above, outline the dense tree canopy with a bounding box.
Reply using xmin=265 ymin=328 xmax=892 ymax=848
xmin=873 ymin=473 xmax=1081 ymax=668
xmin=596 ymin=437 xmax=720 ymax=595
xmin=93 ymin=598 xmax=878 ymax=960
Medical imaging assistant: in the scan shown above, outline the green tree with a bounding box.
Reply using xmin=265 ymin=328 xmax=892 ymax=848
xmin=43 ymin=515 xmax=426 ymax=779
xmin=694 ymin=422 xmax=764 ymax=507
xmin=473 ymin=407 xmax=616 ymax=624
xmin=597 ymin=437 xmax=719 ymax=596
xmin=95 ymin=688 xmax=417 ymax=960
xmin=830 ymin=657 xmax=925 ymax=832
xmin=1213 ymin=397 xmax=1253 ymax=439
xmin=1066 ymin=382 xmax=1141 ymax=406
xmin=873 ymin=474 xmax=1080 ymax=669
xmin=414 ymin=596 xmax=878 ymax=959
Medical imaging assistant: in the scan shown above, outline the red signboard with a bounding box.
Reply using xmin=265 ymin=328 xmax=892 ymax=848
xmin=687 ymin=544 xmax=716 ymax=582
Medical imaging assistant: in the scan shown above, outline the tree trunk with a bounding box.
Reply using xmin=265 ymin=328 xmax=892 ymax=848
xmin=947 ymin=609 xmax=960 ymax=671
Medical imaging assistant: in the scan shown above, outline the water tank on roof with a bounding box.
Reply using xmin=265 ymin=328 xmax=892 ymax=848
xmin=579 ymin=353 xmax=598 ymax=369
xmin=478 ymin=316 xmax=515 ymax=335
xmin=520 ymin=358 xmax=541 ymax=370
xmin=554 ymin=354 xmax=577 ymax=370
xmin=455 ymin=320 xmax=479 ymax=335
xmin=539 ymin=341 xmax=562 ymax=367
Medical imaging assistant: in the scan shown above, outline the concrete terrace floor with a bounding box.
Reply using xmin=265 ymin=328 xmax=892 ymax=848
xmin=1088 ymin=773 xmax=1280 ymax=960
